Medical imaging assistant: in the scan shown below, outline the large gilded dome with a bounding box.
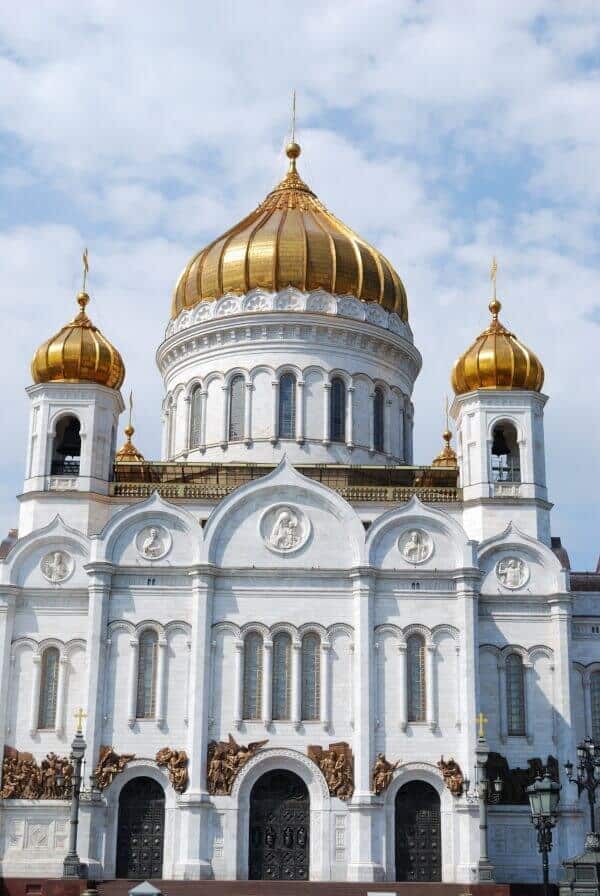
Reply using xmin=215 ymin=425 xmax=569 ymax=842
xmin=452 ymin=299 xmax=544 ymax=395
xmin=171 ymin=143 xmax=408 ymax=320
xmin=31 ymin=292 xmax=125 ymax=390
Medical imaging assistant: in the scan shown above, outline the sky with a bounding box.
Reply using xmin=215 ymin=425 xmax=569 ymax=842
xmin=0 ymin=1 xmax=599 ymax=569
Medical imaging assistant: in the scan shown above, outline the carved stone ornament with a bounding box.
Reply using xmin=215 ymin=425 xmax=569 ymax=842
xmin=135 ymin=524 xmax=171 ymax=561
xmin=207 ymin=734 xmax=268 ymax=795
xmin=156 ymin=747 xmax=189 ymax=793
xmin=398 ymin=528 xmax=433 ymax=565
xmin=495 ymin=556 xmax=529 ymax=590
xmin=1 ymin=747 xmax=73 ymax=800
xmin=437 ymin=756 xmax=464 ymax=796
xmin=260 ymin=504 xmax=311 ymax=555
xmin=308 ymin=742 xmax=354 ymax=801
xmin=485 ymin=752 xmax=558 ymax=805
xmin=372 ymin=752 xmax=400 ymax=795
xmin=40 ymin=550 xmax=74 ymax=583
xmin=94 ymin=745 xmax=135 ymax=790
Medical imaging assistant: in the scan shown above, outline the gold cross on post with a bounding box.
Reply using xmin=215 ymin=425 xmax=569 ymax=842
xmin=290 ymin=88 xmax=297 ymax=144
xmin=490 ymin=255 xmax=498 ymax=300
xmin=74 ymin=707 xmax=87 ymax=734
xmin=477 ymin=711 xmax=488 ymax=739
xmin=82 ymin=248 xmax=89 ymax=293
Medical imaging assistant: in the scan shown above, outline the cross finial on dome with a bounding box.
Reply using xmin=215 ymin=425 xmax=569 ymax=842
xmin=285 ymin=89 xmax=302 ymax=173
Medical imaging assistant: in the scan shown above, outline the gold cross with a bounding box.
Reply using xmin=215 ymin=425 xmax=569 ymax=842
xmin=477 ymin=712 xmax=488 ymax=738
xmin=290 ymin=88 xmax=297 ymax=144
xmin=82 ymin=248 xmax=89 ymax=293
xmin=490 ymin=256 xmax=498 ymax=300
xmin=74 ymin=707 xmax=87 ymax=733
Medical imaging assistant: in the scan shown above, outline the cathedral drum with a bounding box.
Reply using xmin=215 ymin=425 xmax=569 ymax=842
xmin=249 ymin=770 xmax=309 ymax=880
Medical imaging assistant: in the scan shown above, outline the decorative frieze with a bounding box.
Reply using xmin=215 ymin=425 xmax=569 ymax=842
xmin=207 ymin=735 xmax=268 ymax=795
xmin=437 ymin=756 xmax=464 ymax=796
xmin=1 ymin=747 xmax=73 ymax=800
xmin=371 ymin=753 xmax=400 ymax=795
xmin=94 ymin=745 xmax=135 ymax=790
xmin=156 ymin=747 xmax=189 ymax=793
xmin=308 ymin=741 xmax=354 ymax=800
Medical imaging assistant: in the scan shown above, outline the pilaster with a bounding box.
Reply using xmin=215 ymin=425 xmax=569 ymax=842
xmin=0 ymin=588 xmax=16 ymax=784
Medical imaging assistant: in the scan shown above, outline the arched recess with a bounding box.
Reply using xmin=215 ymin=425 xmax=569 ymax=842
xmin=230 ymin=748 xmax=331 ymax=881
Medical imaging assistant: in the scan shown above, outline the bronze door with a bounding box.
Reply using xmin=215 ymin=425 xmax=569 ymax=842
xmin=116 ymin=777 xmax=165 ymax=879
xmin=249 ymin=769 xmax=309 ymax=880
xmin=395 ymin=780 xmax=441 ymax=882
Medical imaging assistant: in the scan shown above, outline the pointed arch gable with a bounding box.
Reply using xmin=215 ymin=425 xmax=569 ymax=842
xmin=2 ymin=515 xmax=90 ymax=587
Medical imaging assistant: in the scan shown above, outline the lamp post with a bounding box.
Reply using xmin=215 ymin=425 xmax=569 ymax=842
xmin=469 ymin=712 xmax=503 ymax=881
xmin=564 ymin=737 xmax=600 ymax=836
xmin=60 ymin=708 xmax=88 ymax=879
xmin=526 ymin=770 xmax=561 ymax=896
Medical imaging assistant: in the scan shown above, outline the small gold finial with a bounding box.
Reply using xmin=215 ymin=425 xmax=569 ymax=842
xmin=125 ymin=391 xmax=135 ymax=440
xmin=77 ymin=291 xmax=90 ymax=312
xmin=477 ymin=711 xmax=488 ymax=739
xmin=82 ymin=247 xmax=89 ymax=293
xmin=74 ymin=707 xmax=87 ymax=734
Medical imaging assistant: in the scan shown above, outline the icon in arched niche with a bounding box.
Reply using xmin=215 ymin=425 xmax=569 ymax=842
xmin=40 ymin=551 xmax=74 ymax=583
xmin=496 ymin=556 xmax=529 ymax=590
xmin=398 ymin=528 xmax=433 ymax=565
xmin=261 ymin=505 xmax=311 ymax=554
xmin=136 ymin=524 xmax=171 ymax=561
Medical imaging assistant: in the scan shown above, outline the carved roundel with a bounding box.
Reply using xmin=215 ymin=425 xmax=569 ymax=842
xmin=40 ymin=550 xmax=74 ymax=583
xmin=495 ymin=556 xmax=530 ymax=590
xmin=135 ymin=524 xmax=172 ymax=561
xmin=398 ymin=528 xmax=433 ymax=565
xmin=260 ymin=505 xmax=311 ymax=555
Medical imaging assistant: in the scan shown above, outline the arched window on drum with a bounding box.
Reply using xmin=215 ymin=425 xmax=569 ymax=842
xmin=38 ymin=646 xmax=60 ymax=729
xmin=373 ymin=387 xmax=385 ymax=452
xmin=278 ymin=373 xmax=296 ymax=440
xmin=189 ymin=385 xmax=203 ymax=449
xmin=506 ymin=652 xmax=526 ymax=736
xmin=301 ymin=633 xmax=321 ymax=721
xmin=51 ymin=415 xmax=81 ymax=476
xmin=243 ymin=632 xmax=263 ymax=720
xmin=491 ymin=422 xmax=521 ymax=483
xmin=228 ymin=375 xmax=245 ymax=442
xmin=329 ymin=377 xmax=346 ymax=443
xmin=136 ymin=629 xmax=158 ymax=719
xmin=272 ymin=632 xmax=292 ymax=720
xmin=407 ymin=635 xmax=426 ymax=722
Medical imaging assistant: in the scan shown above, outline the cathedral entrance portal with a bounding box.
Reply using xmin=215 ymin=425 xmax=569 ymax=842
xmin=249 ymin=769 xmax=309 ymax=880
xmin=116 ymin=777 xmax=165 ymax=879
xmin=395 ymin=780 xmax=441 ymax=882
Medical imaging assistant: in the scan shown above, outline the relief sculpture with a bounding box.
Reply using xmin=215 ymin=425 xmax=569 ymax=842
xmin=308 ymin=741 xmax=354 ymax=800
xmin=156 ymin=746 xmax=189 ymax=793
xmin=485 ymin=752 xmax=559 ymax=805
xmin=372 ymin=752 xmax=400 ymax=795
xmin=207 ymin=735 xmax=268 ymax=795
xmin=94 ymin=745 xmax=135 ymax=790
xmin=437 ymin=756 xmax=464 ymax=796
xmin=1 ymin=747 xmax=73 ymax=800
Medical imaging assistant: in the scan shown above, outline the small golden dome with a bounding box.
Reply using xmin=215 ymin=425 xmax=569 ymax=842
xmin=115 ymin=424 xmax=145 ymax=463
xmin=31 ymin=292 xmax=125 ymax=390
xmin=452 ymin=299 xmax=544 ymax=395
xmin=172 ymin=142 xmax=408 ymax=320
xmin=431 ymin=429 xmax=457 ymax=468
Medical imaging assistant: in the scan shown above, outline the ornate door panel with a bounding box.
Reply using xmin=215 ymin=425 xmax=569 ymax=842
xmin=395 ymin=780 xmax=441 ymax=882
xmin=249 ymin=770 xmax=309 ymax=880
xmin=116 ymin=777 xmax=165 ymax=879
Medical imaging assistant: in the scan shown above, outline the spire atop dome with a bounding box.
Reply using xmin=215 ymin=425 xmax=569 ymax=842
xmin=115 ymin=391 xmax=144 ymax=462
xmin=431 ymin=397 xmax=457 ymax=467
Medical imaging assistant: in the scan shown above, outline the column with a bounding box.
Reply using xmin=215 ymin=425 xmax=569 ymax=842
xmin=398 ymin=406 xmax=405 ymax=462
xmin=291 ymin=640 xmax=301 ymax=729
xmin=262 ymin=639 xmax=273 ymax=726
xmin=233 ymin=639 xmax=244 ymax=729
xmin=82 ymin=567 xmax=111 ymax=773
xmin=221 ymin=385 xmax=229 ymax=446
xmin=498 ymin=662 xmax=507 ymax=742
xmin=182 ymin=395 xmax=191 ymax=451
xmin=55 ymin=654 xmax=69 ymax=736
xmin=384 ymin=398 xmax=392 ymax=456
xmin=296 ymin=380 xmax=305 ymax=443
xmin=455 ymin=644 xmax=462 ymax=728
xmin=127 ymin=638 xmax=139 ymax=726
xmin=271 ymin=380 xmax=278 ymax=443
xmin=29 ymin=655 xmax=42 ymax=735
xmin=398 ymin=643 xmax=407 ymax=731
xmin=320 ymin=641 xmax=330 ymax=731
xmin=524 ymin=661 xmax=534 ymax=744
xmin=425 ymin=641 xmax=436 ymax=731
xmin=0 ymin=590 xmax=16 ymax=779
xmin=346 ymin=385 xmax=354 ymax=449
xmin=368 ymin=393 xmax=375 ymax=453
xmin=199 ymin=389 xmax=208 ymax=451
xmin=160 ymin=411 xmax=169 ymax=460
xmin=322 ymin=382 xmax=331 ymax=444
xmin=156 ymin=638 xmax=168 ymax=726
xmin=244 ymin=381 xmax=253 ymax=445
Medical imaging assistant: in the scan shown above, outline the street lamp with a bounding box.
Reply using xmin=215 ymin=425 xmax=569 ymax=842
xmin=564 ymin=737 xmax=600 ymax=835
xmin=61 ymin=708 xmax=88 ymax=879
xmin=526 ymin=770 xmax=561 ymax=896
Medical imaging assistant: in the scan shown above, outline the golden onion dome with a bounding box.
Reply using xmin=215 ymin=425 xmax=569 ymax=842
xmin=171 ymin=142 xmax=408 ymax=320
xmin=452 ymin=299 xmax=544 ymax=395
xmin=115 ymin=424 xmax=145 ymax=463
xmin=31 ymin=292 xmax=125 ymax=390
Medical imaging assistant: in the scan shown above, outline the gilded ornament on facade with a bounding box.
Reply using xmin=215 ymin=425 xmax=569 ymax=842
xmin=94 ymin=745 xmax=135 ymax=790
xmin=207 ymin=735 xmax=268 ymax=795
xmin=156 ymin=747 xmax=189 ymax=793
xmin=371 ymin=753 xmax=400 ymax=795
xmin=308 ymin=742 xmax=354 ymax=801
xmin=437 ymin=756 xmax=464 ymax=796
xmin=1 ymin=747 xmax=73 ymax=800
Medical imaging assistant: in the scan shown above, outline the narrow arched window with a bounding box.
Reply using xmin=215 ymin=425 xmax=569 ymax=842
xmin=228 ymin=375 xmax=245 ymax=442
xmin=329 ymin=377 xmax=346 ymax=443
xmin=243 ymin=632 xmax=263 ymax=720
xmin=301 ymin=633 xmax=321 ymax=720
xmin=407 ymin=635 xmax=426 ymax=722
xmin=373 ymin=387 xmax=385 ymax=452
xmin=38 ymin=647 xmax=60 ymax=729
xmin=506 ymin=652 xmax=526 ymax=735
xmin=136 ymin=629 xmax=158 ymax=719
xmin=272 ymin=632 xmax=292 ymax=720
xmin=591 ymin=673 xmax=600 ymax=741
xmin=189 ymin=385 xmax=202 ymax=448
xmin=491 ymin=422 xmax=521 ymax=483
xmin=278 ymin=373 xmax=296 ymax=440
xmin=51 ymin=415 xmax=81 ymax=476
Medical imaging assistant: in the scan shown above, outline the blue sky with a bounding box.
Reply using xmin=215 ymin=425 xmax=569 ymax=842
xmin=0 ymin=1 xmax=598 ymax=568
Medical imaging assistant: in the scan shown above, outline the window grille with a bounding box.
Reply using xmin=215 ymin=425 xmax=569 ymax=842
xmin=407 ymin=635 xmax=426 ymax=722
xmin=506 ymin=652 xmax=526 ymax=735
xmin=38 ymin=647 xmax=60 ymax=729
xmin=190 ymin=386 xmax=202 ymax=448
xmin=330 ymin=378 xmax=346 ymax=443
xmin=228 ymin=376 xmax=245 ymax=442
xmin=373 ymin=387 xmax=385 ymax=452
xmin=301 ymin=633 xmax=321 ymax=720
xmin=272 ymin=633 xmax=292 ymax=720
xmin=136 ymin=629 xmax=158 ymax=719
xmin=243 ymin=632 xmax=263 ymax=720
xmin=278 ymin=373 xmax=296 ymax=439
xmin=591 ymin=672 xmax=600 ymax=741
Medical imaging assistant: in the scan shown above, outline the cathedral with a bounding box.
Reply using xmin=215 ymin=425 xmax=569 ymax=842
xmin=0 ymin=137 xmax=598 ymax=887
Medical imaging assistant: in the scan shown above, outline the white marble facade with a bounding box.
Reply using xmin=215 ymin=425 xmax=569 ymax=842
xmin=0 ymin=283 xmax=597 ymax=885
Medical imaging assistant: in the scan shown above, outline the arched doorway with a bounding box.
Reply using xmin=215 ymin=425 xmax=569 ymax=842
xmin=395 ymin=780 xmax=441 ymax=882
xmin=116 ymin=777 xmax=165 ymax=879
xmin=249 ymin=769 xmax=309 ymax=880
